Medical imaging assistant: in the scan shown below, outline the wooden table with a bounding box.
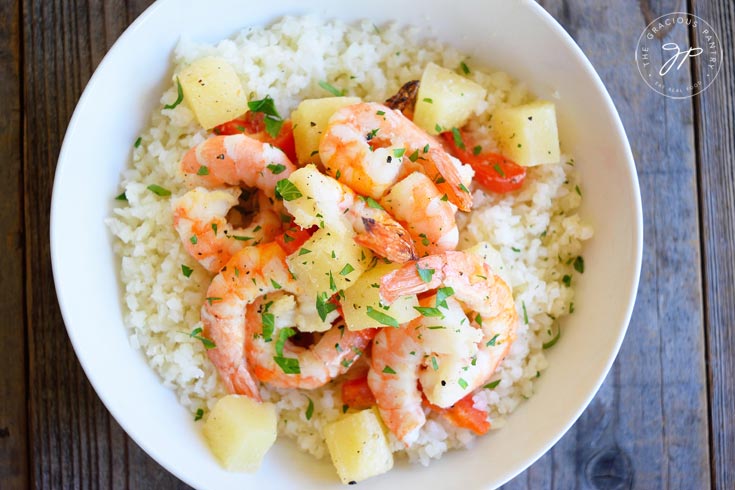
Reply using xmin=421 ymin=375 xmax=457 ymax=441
xmin=1 ymin=0 xmax=732 ymax=488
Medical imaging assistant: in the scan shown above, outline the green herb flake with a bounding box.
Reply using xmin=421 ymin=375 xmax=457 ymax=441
xmin=329 ymin=271 xmax=337 ymax=292
xmin=451 ymin=127 xmax=466 ymax=150
xmin=459 ymin=183 xmax=470 ymax=193
xmin=305 ymin=397 xmax=314 ymax=420
xmin=376 ymin=110 xmax=385 ymax=116
xmin=484 ymin=379 xmax=501 ymax=390
xmin=211 ymin=223 xmax=218 ymax=235
xmin=486 ymin=334 xmax=499 ymax=347
xmin=267 ymin=163 xmax=287 ymax=174
xmin=562 ymin=274 xmax=572 ymax=287
xmin=275 ymin=327 xmax=297 ymax=357
xmin=511 ymin=246 xmax=520 ymax=252
xmin=194 ymin=408 xmax=204 ymax=421
xmin=459 ymin=61 xmax=471 ymax=74
xmin=431 ymin=356 xmax=439 ymax=371
xmin=366 ymin=128 xmax=379 ymax=140
xmin=458 ymin=378 xmax=468 ymax=389
xmin=197 ymin=165 xmax=210 ymax=176
xmin=181 ymin=264 xmax=193 ymax=278
xmin=493 ymin=163 xmax=505 ymax=177
xmin=435 ymin=123 xmax=443 ymax=133
xmin=435 ymin=286 xmax=454 ymax=309
xmin=522 ymin=301 xmax=529 ymax=325
xmin=115 ymin=192 xmax=127 ymax=201
xmin=573 ymin=256 xmax=585 ymax=274
xmin=261 ymin=312 xmax=275 ymax=342
xmin=271 ymin=279 xmax=282 ymax=290
xmin=423 ymin=97 xmax=433 ymax=104
xmin=318 ymin=80 xmax=345 ymax=97
xmin=189 ymin=327 xmax=216 ymax=349
xmin=339 ymin=263 xmax=355 ymax=276
xmin=472 ymin=145 xmax=482 ymax=156
xmin=416 ymin=264 xmax=435 ymax=283
xmin=147 ymin=184 xmax=171 ymax=197
xmin=418 ymin=233 xmax=430 ymax=247
xmin=543 ymin=328 xmax=561 ymax=349
xmin=316 ymin=292 xmax=338 ymax=321
xmin=475 ymin=313 xmax=483 ymax=326
xmin=440 ymin=194 xmax=449 ymax=202
xmin=190 ymin=235 xmax=198 ymax=245
xmin=569 ymin=302 xmax=575 ymax=314
xmin=382 ymin=365 xmax=397 ymax=375
xmin=366 ymin=306 xmax=398 ymax=327
xmin=164 ymin=77 xmax=183 ymax=109
xmin=423 ymin=143 xmax=430 ymax=153
xmin=233 ymin=235 xmax=253 ymax=241
xmin=134 ymin=137 xmax=142 ymax=148
xmin=275 ymin=179 xmax=303 ymax=201
xmin=408 ymin=149 xmax=420 ymax=162
xmin=365 ymin=197 xmax=383 ymax=210
xmin=298 ymin=248 xmax=312 ymax=256
xmin=393 ymin=148 xmax=406 ymax=158
xmin=414 ymin=306 xmax=443 ymax=317
xmin=342 ymin=404 xmax=349 ymax=413
xmin=575 ymin=185 xmax=582 ymax=196
xmin=274 ymin=356 xmax=300 ymax=374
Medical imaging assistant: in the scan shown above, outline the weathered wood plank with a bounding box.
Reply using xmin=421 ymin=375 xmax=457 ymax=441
xmin=22 ymin=0 xmax=184 ymax=488
xmin=504 ymin=0 xmax=710 ymax=488
xmin=690 ymin=1 xmax=735 ymax=489
xmin=0 ymin=0 xmax=28 ymax=489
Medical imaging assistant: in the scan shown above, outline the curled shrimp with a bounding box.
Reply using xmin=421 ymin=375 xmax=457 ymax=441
xmin=201 ymin=242 xmax=301 ymax=400
xmin=381 ymin=250 xmax=518 ymax=408
xmin=180 ymin=134 xmax=297 ymax=197
xmin=319 ymin=102 xmax=474 ymax=211
xmin=246 ymin=299 xmax=377 ymax=389
xmin=380 ymin=172 xmax=459 ymax=256
xmin=172 ymin=187 xmax=283 ymax=272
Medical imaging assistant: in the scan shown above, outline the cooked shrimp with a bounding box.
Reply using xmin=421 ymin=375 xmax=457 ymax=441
xmin=201 ymin=242 xmax=302 ymax=400
xmin=246 ymin=301 xmax=377 ymax=389
xmin=380 ymin=172 xmax=458 ymax=256
xmin=380 ymin=251 xmax=518 ymax=408
xmin=180 ymin=134 xmax=297 ymax=198
xmin=172 ymin=187 xmax=282 ymax=272
xmin=319 ymin=102 xmax=474 ymax=211
xmin=367 ymin=316 xmax=426 ymax=445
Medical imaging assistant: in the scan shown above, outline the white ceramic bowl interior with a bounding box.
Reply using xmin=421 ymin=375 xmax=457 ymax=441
xmin=50 ymin=0 xmax=642 ymax=488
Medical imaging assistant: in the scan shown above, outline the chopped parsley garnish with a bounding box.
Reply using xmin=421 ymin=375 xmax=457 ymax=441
xmin=181 ymin=264 xmax=193 ymax=278
xmin=423 ymin=97 xmax=433 ymax=103
xmin=435 ymin=123 xmax=443 ymax=133
xmin=459 ymin=183 xmax=470 ymax=193
xmin=335 ymin=169 xmax=341 ymax=180
xmin=232 ymin=235 xmax=253 ymax=241
xmin=205 ymin=297 xmax=222 ymax=305
xmin=275 ymin=327 xmax=297 ymax=357
xmin=431 ymin=356 xmax=439 ymax=371
xmin=366 ymin=306 xmax=398 ymax=327
xmin=134 ymin=137 xmax=142 ymax=148
xmin=194 ymin=408 xmax=204 ymax=421
xmin=451 ymin=127 xmax=465 ymax=150
xmin=522 ymin=301 xmax=529 ymax=324
xmin=562 ymin=274 xmax=572 ymax=287
xmin=274 ymin=356 xmax=300 ymax=374
xmin=418 ymin=233 xmax=430 ymax=247
xmin=267 ymin=163 xmax=287 ymax=174
xmin=382 ymin=365 xmax=397 ymax=375
xmin=189 ymin=235 xmax=198 ymax=245
xmin=511 ymin=246 xmax=520 ymax=252
xmin=458 ymin=378 xmax=468 ymax=389
xmin=275 ymin=179 xmax=303 ymax=201
xmin=298 ymin=248 xmax=312 ymax=256
xmin=261 ymin=312 xmax=275 ymax=342
xmin=197 ymin=165 xmax=209 ymax=176
xmin=115 ymin=192 xmax=127 ymax=201
xmin=493 ymin=163 xmax=505 ymax=177
xmin=486 ymin=334 xmax=499 ymax=346
xmin=318 ymin=80 xmax=345 ymax=96
xmin=211 ymin=223 xmax=218 ymax=235
xmin=423 ymin=144 xmax=430 ymax=153
xmin=189 ymin=327 xmax=216 ymax=349
xmin=305 ymin=397 xmax=314 ymax=420
xmin=416 ymin=264 xmax=435 ymax=283
xmin=271 ymin=279 xmax=282 ymax=289
xmin=573 ymin=256 xmax=585 ymax=274
xmin=342 ymin=404 xmax=349 ymax=413
xmin=435 ymin=286 xmax=454 ymax=308
xmin=248 ymin=95 xmax=284 ymax=138
xmin=365 ymin=197 xmax=383 ymax=210
xmin=376 ymin=110 xmax=385 ymax=116
xmin=316 ymin=292 xmax=338 ymax=321
xmin=569 ymin=302 xmax=575 ymax=314
xmin=484 ymin=379 xmax=501 ymax=390
xmin=575 ymin=185 xmax=582 ymax=196
xmin=459 ymin=61 xmax=470 ymax=74
xmin=414 ymin=306 xmax=443 ymax=317
xmin=282 ymin=233 xmax=295 ymax=243
xmin=147 ymin=184 xmax=171 ymax=196
xmin=339 ymin=263 xmax=354 ymax=276
xmin=329 ymin=272 xmax=337 ymax=292
xmin=164 ymin=77 xmax=184 ymax=109
xmin=475 ymin=313 xmax=483 ymax=326
xmin=543 ymin=328 xmax=561 ymax=349
xmin=440 ymin=194 xmax=449 ymax=202
xmin=393 ymin=148 xmax=406 ymax=158
xmin=473 ymin=145 xmax=482 ymax=156
xmin=366 ymin=128 xmax=379 ymax=140
xmin=408 ymin=149 xmax=420 ymax=162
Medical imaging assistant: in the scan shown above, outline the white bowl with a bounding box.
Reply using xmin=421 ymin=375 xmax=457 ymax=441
xmin=50 ymin=0 xmax=642 ymax=488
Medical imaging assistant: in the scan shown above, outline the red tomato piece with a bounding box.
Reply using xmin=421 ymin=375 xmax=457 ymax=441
xmin=274 ymin=225 xmax=316 ymax=255
xmin=213 ymin=113 xmax=297 ymax=163
xmin=441 ymin=131 xmax=526 ymax=194
xmin=341 ymin=376 xmax=377 ymax=410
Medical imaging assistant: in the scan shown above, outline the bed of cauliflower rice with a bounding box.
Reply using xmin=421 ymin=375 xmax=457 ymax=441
xmin=106 ymin=16 xmax=592 ymax=466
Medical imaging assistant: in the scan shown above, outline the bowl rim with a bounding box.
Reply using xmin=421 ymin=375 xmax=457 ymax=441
xmin=50 ymin=0 xmax=643 ymax=488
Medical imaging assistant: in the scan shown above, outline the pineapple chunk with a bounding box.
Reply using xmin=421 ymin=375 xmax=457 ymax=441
xmin=324 ymin=408 xmax=394 ymax=484
xmin=291 ymin=97 xmax=361 ymax=164
xmin=282 ymin=165 xmax=346 ymax=229
xmin=286 ymin=227 xmax=372 ymax=294
xmin=178 ymin=57 xmax=248 ymax=129
xmin=342 ymin=262 xmax=420 ymax=331
xmin=202 ymin=395 xmax=277 ymax=472
xmin=413 ymin=62 xmax=487 ymax=135
xmin=492 ymin=100 xmax=561 ymax=166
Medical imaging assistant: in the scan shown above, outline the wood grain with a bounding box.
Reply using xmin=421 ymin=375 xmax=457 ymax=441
xmin=690 ymin=1 xmax=735 ymax=489
xmin=505 ymin=0 xmax=711 ymax=488
xmin=0 ymin=0 xmax=27 ymax=488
